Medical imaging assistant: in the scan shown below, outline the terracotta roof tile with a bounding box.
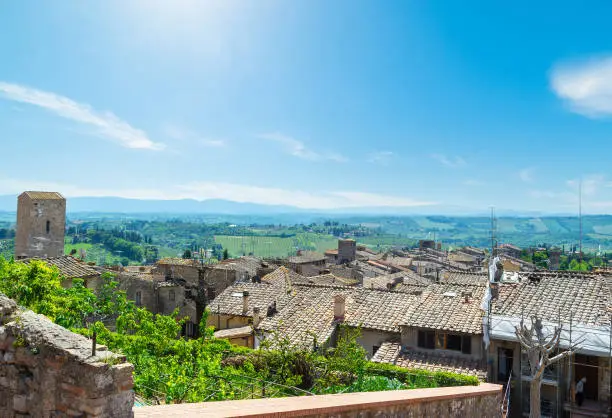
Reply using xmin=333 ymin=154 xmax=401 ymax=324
xmin=261 ymin=266 xmax=306 ymax=286
xmin=214 ymin=325 xmax=253 ymax=339
xmin=372 ymin=342 xmax=487 ymax=380
xmin=21 ymin=191 xmax=64 ymax=200
xmin=403 ymin=285 xmax=485 ymax=334
xmin=21 ymin=256 xmax=100 ymax=279
xmin=257 ymin=285 xmax=347 ymax=349
xmin=211 ymin=282 xmax=293 ymax=317
xmin=492 ymin=272 xmax=611 ymax=326
xmin=287 ymin=251 xmax=326 ymax=264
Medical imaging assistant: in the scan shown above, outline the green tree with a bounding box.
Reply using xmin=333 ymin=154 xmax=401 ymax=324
xmin=569 ymin=259 xmax=589 ymax=271
xmin=183 ymin=249 xmax=192 ymax=259
xmin=222 ymin=248 xmax=229 ymax=260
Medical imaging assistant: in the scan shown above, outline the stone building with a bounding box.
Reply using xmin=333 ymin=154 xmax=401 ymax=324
xmin=15 ymin=191 xmax=66 ymax=259
xmin=21 ymin=255 xmax=101 ymax=288
xmin=548 ymin=247 xmax=562 ymax=271
xmin=487 ymin=271 xmax=611 ymax=417
xmin=498 ymin=243 xmax=522 ymax=259
xmin=338 ymin=239 xmax=357 ymax=264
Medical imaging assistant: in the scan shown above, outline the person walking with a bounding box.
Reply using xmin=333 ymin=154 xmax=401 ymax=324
xmin=575 ymin=377 xmax=587 ymax=407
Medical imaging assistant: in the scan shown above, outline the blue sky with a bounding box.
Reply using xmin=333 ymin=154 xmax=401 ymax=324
xmin=2 ymin=1 xmax=612 ymax=213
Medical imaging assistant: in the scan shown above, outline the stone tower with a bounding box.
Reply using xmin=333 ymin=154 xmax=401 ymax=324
xmin=548 ymin=248 xmax=561 ymax=271
xmin=338 ymin=238 xmax=356 ymax=264
xmin=15 ymin=191 xmax=66 ymax=259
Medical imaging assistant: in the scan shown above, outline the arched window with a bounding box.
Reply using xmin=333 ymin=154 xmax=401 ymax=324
xmin=46 ymin=220 xmax=50 ymax=234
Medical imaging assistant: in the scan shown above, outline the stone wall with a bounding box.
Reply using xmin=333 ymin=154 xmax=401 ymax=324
xmin=204 ymin=267 xmax=238 ymax=299
xmin=134 ymin=383 xmax=503 ymax=418
xmin=115 ymin=273 xmax=158 ymax=312
xmin=0 ymin=294 xmax=134 ymax=418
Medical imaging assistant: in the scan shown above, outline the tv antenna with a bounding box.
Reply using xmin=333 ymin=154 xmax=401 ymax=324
xmin=490 ymin=206 xmax=497 ymax=257
xmin=579 ymin=179 xmax=583 ymax=265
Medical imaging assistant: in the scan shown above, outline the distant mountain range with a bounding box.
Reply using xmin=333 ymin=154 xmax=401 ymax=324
xmin=0 ymin=194 xmax=572 ymax=217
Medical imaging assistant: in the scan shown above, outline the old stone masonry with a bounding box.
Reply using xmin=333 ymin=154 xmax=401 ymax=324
xmin=0 ymin=293 xmax=134 ymax=418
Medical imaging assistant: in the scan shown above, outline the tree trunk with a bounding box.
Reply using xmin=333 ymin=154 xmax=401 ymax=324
xmin=530 ymin=376 xmax=542 ymax=418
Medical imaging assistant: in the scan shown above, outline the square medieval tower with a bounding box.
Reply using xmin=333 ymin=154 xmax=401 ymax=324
xmin=15 ymin=191 xmax=66 ymax=259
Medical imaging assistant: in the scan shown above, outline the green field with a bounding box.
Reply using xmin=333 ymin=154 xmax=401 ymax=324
xmin=215 ymin=233 xmax=337 ymax=258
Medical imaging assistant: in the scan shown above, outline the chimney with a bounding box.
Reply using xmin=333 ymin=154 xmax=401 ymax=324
xmin=242 ymin=290 xmax=249 ymax=314
xmin=462 ymin=291 xmax=473 ymax=303
xmin=333 ymin=294 xmax=346 ymax=322
xmin=252 ymin=306 xmax=261 ymax=328
xmin=490 ymin=283 xmax=499 ymax=299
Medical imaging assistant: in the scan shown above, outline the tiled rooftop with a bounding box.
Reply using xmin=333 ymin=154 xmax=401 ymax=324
xmin=214 ymin=257 xmax=267 ymax=276
xmin=492 ymin=271 xmax=612 ymax=326
xmin=439 ymin=271 xmax=488 ymax=286
xmin=213 ymin=325 xmax=253 ymax=339
xmin=448 ymin=252 xmax=478 ymax=264
xmin=21 ymin=191 xmax=64 ymax=200
xmin=256 ymin=283 xmax=420 ymax=348
xmin=157 ymin=258 xmax=200 ymax=267
xmin=498 ymin=255 xmax=537 ymax=270
xmin=372 ymin=342 xmax=487 ymax=380
xmin=499 ymin=243 xmax=522 ymax=251
xmin=21 ymin=256 xmax=100 ymax=279
xmin=257 ymin=284 xmax=349 ymax=349
xmin=301 ymin=273 xmax=360 ymax=286
xmin=216 ymin=280 xmax=483 ymax=348
xmin=404 ymin=285 xmax=486 ymax=334
xmin=210 ymin=282 xmax=293 ymax=317
xmin=366 ymin=271 xmax=431 ymax=291
xmin=287 ymin=251 xmax=326 ymax=264
xmin=261 ymin=266 xmax=306 ymax=287
xmin=345 ymin=288 xmax=420 ymax=333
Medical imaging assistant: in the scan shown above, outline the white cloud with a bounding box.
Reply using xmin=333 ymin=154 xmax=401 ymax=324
xmin=164 ymin=124 xmax=226 ymax=147
xmin=431 ymin=154 xmax=466 ymax=168
xmin=0 ymin=82 xmax=164 ymax=150
xmin=519 ymin=168 xmax=534 ymax=183
xmin=258 ymin=132 xmax=347 ymax=162
xmin=0 ymin=177 xmax=434 ymax=210
xmin=367 ymin=151 xmax=395 ymax=165
xmin=550 ymin=56 xmax=612 ymax=117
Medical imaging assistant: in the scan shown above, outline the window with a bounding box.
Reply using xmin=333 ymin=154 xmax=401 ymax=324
xmin=135 ymin=291 xmax=142 ymax=306
xmin=435 ymin=333 xmax=472 ymax=354
xmin=46 ymin=220 xmax=50 ymax=234
xmin=446 ymin=334 xmax=462 ymax=351
xmin=418 ymin=330 xmax=436 ymax=349
xmin=169 ymin=290 xmax=175 ymax=301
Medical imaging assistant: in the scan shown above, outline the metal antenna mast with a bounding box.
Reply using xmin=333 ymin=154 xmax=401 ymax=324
xmin=579 ymin=180 xmax=583 ymax=265
xmin=490 ymin=206 xmax=497 ymax=257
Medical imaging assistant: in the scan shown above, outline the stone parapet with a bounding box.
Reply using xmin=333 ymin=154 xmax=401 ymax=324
xmin=0 ymin=293 xmax=134 ymax=417
xmin=134 ymin=383 xmax=502 ymax=418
